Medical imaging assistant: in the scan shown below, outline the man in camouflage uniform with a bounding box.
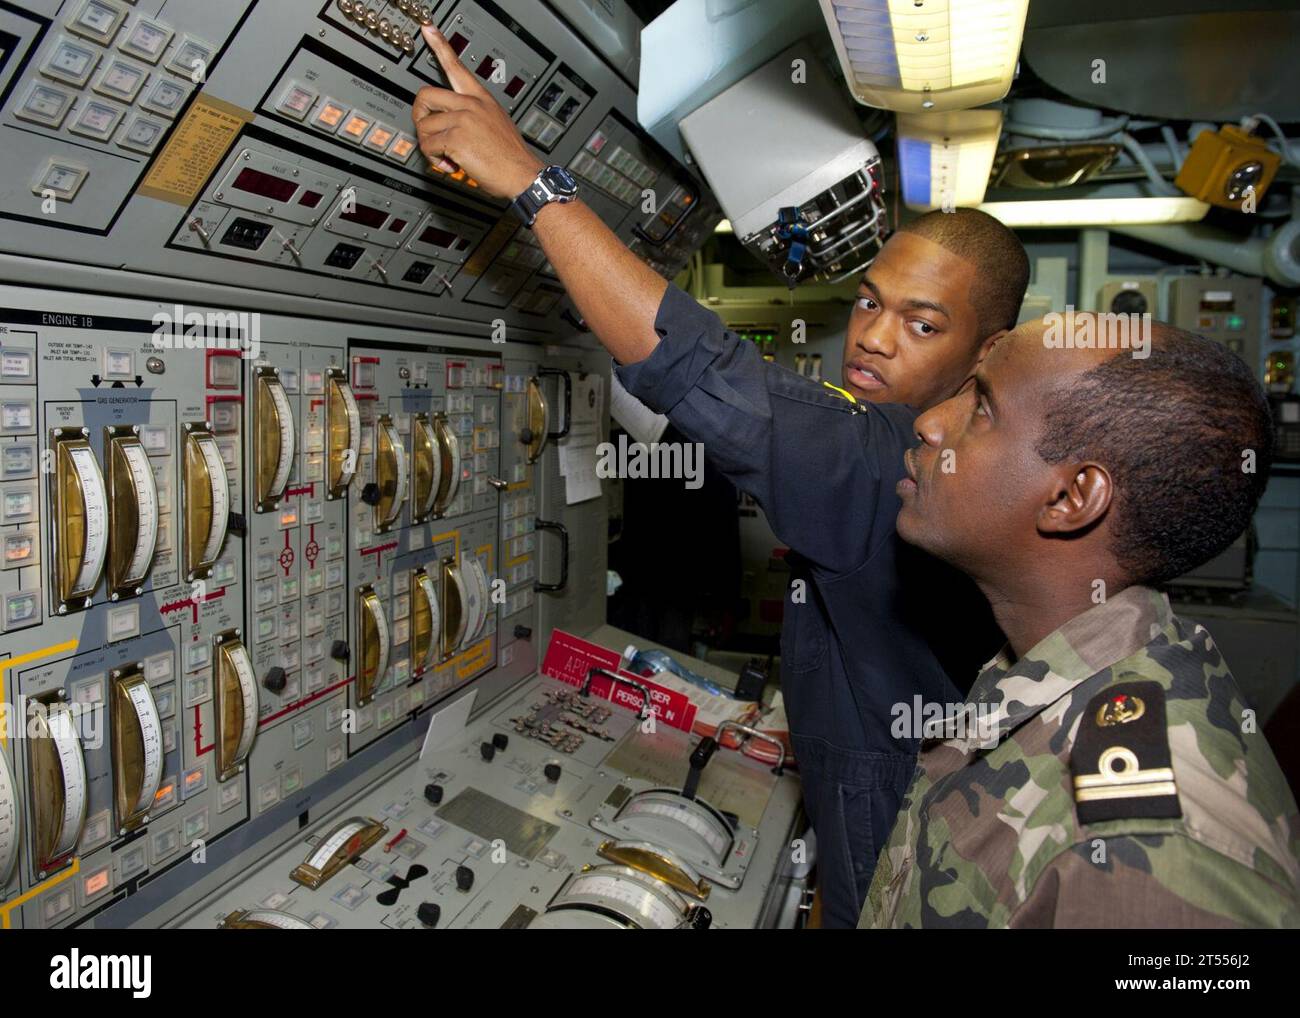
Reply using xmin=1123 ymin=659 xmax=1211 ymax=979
xmin=861 ymin=314 xmax=1300 ymax=928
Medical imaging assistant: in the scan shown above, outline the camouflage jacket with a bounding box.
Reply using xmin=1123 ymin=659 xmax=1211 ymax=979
xmin=859 ymin=585 xmax=1300 ymax=928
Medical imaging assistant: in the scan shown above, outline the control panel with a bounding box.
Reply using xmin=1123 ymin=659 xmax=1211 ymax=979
xmin=0 ymin=0 xmax=721 ymax=329
xmin=0 ymin=0 xmax=730 ymax=930
xmin=0 ymin=285 xmax=562 ymax=928
xmin=174 ymin=674 xmax=805 ymax=929
xmin=1169 ymin=275 xmax=1264 ymax=374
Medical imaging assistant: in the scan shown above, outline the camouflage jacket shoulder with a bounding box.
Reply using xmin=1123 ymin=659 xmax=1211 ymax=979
xmin=861 ymin=585 xmax=1300 ymax=928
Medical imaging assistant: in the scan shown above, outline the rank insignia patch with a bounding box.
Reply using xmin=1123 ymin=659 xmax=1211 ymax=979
xmin=1071 ymin=680 xmax=1182 ymax=824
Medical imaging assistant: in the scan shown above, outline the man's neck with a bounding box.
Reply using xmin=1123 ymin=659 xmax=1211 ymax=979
xmin=977 ymin=568 xmax=1119 ymax=660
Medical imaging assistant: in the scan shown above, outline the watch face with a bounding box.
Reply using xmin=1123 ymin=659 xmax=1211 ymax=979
xmin=542 ymin=166 xmax=578 ymax=196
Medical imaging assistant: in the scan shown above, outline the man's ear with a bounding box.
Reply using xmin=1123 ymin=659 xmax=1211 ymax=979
xmin=975 ymin=329 xmax=1008 ymax=366
xmin=1037 ymin=462 xmax=1112 ymax=535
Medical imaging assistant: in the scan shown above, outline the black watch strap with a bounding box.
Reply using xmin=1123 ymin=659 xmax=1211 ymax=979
xmin=512 ymin=183 xmax=547 ymax=227
xmin=512 ymin=167 xmax=577 ymax=228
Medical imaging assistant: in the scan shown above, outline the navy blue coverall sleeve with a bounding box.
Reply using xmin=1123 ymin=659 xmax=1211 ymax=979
xmin=615 ymin=283 xmax=916 ymax=574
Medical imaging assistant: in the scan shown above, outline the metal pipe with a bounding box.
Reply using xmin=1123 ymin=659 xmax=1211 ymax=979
xmin=1110 ymin=219 xmax=1300 ymax=288
xmin=1077 ymin=229 xmax=1110 ymax=311
xmin=1118 ymin=133 xmax=1179 ymax=196
xmin=1002 ymin=115 xmax=1130 ymax=141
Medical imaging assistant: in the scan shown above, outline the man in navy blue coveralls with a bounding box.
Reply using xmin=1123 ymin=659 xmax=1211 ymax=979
xmin=411 ymin=28 xmax=1031 ymax=927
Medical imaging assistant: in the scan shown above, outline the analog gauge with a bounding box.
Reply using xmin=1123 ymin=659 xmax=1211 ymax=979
xmin=50 ymin=428 xmax=108 ymax=611
xmin=410 ymin=567 xmax=441 ymax=675
xmin=0 ymin=743 xmax=20 ymax=886
xmin=592 ymin=789 xmax=740 ymax=887
xmin=213 ymin=630 xmax=259 ymax=781
xmin=219 ymin=908 xmax=316 ymax=929
xmin=596 ymin=840 xmax=711 ymax=900
xmin=525 ymin=375 xmax=549 ymax=463
xmin=410 ymin=413 xmax=441 ymax=524
xmin=183 ymin=423 xmax=230 ymax=581
xmin=325 ymin=366 xmax=360 ymax=499
xmin=372 ymin=414 xmax=408 ymax=532
xmin=105 ymin=426 xmax=159 ymax=599
xmin=290 ymin=816 xmax=387 ymax=889
xmin=462 ymin=553 xmax=489 ymax=644
xmin=432 ymin=412 xmax=460 ymax=516
xmin=253 ymin=366 xmax=296 ymax=512
xmin=544 ymin=864 xmax=692 ymax=929
xmin=110 ymin=663 xmax=164 ymax=832
xmin=440 ymin=556 xmax=467 ymax=657
xmin=355 ymin=585 xmax=390 ymax=706
xmin=28 ymin=700 xmax=88 ymax=875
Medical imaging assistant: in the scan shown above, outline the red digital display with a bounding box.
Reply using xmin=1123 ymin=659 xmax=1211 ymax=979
xmin=233 ymin=167 xmax=298 ymax=203
xmin=299 ymin=190 xmax=324 ymax=209
xmin=340 ymin=204 xmax=389 ymax=229
xmin=420 ymin=226 xmax=458 ymax=248
xmin=505 ymin=76 xmax=525 ymax=98
xmin=389 ymin=219 xmax=408 ymax=233
xmin=475 ymin=55 xmax=495 ymax=80
xmin=449 ymin=32 xmax=469 ymax=55
xmin=455 ymin=238 xmax=470 ymax=251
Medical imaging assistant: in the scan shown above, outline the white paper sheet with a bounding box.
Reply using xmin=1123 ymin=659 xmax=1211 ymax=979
xmin=559 ymin=373 xmax=605 ymax=505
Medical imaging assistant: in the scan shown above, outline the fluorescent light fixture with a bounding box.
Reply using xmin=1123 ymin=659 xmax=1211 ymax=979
xmin=819 ymin=0 xmax=1029 ymax=113
xmin=897 ymin=109 xmax=1001 ymax=210
xmin=714 ymin=219 xmax=734 ymax=234
xmin=976 ymin=196 xmax=1211 ymax=227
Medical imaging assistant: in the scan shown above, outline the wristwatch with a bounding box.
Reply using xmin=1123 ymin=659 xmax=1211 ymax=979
xmin=512 ymin=165 xmax=579 ymax=228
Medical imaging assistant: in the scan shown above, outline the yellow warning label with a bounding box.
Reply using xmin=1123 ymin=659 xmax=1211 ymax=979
xmin=455 ymin=639 xmax=493 ymax=680
xmin=138 ymin=94 xmax=254 ymax=206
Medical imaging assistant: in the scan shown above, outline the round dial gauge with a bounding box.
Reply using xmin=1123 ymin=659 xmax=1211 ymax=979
xmin=221 ymin=909 xmax=316 ymax=929
xmin=107 ymin=434 xmax=159 ymax=594
xmin=0 ymin=746 xmax=19 ymax=885
xmin=547 ymin=865 xmax=690 ymax=930
xmin=617 ymin=791 xmax=734 ymax=868
xmin=462 ymin=554 xmax=489 ymax=644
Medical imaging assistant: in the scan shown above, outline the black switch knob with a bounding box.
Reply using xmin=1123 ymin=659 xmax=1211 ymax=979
xmin=543 ymin=762 xmax=562 ymax=783
xmin=417 ymin=902 xmax=441 ymax=928
xmin=423 ymin=783 xmax=444 ymax=805
xmin=227 ymin=512 xmax=248 ymax=537
xmin=479 ymin=741 xmax=495 ymax=762
xmin=360 ymin=482 xmax=381 ymax=506
xmin=263 ymin=666 xmax=287 ymax=694
xmin=519 ymin=427 xmax=535 ymax=445
xmin=513 ymin=625 xmax=532 ymax=640
xmin=455 ymin=864 xmax=474 ymax=892
xmin=689 ymin=906 xmax=713 ymax=930
xmin=330 ymin=640 xmax=350 ymax=662
xmin=492 ymin=733 xmax=509 ymax=751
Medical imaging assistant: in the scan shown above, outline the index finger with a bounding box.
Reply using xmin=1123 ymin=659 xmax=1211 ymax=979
xmin=421 ymin=25 xmax=485 ymax=97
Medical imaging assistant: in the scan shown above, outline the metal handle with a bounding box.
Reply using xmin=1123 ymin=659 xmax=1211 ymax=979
xmin=538 ymin=368 xmax=571 ymax=441
xmin=533 ymin=518 xmax=568 ymax=593
xmin=682 ymin=736 xmax=718 ymax=801
xmin=582 ymin=666 xmax=650 ymax=720
xmin=715 ymin=720 xmax=787 ymax=776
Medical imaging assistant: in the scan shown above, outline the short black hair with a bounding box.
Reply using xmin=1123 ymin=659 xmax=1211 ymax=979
xmin=1035 ymin=326 xmax=1274 ymax=586
xmin=895 ymin=208 xmax=1030 ymax=337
